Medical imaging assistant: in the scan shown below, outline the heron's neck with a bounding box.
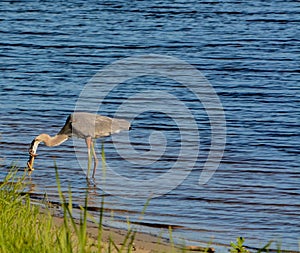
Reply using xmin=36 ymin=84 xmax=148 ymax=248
xmin=36 ymin=133 xmax=69 ymax=147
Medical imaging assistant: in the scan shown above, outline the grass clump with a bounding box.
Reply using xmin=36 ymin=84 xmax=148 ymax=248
xmin=0 ymin=170 xmax=58 ymax=253
xmin=230 ymin=237 xmax=250 ymax=253
xmin=0 ymin=169 xmax=137 ymax=253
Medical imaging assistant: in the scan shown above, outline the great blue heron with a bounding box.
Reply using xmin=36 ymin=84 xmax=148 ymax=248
xmin=27 ymin=112 xmax=131 ymax=178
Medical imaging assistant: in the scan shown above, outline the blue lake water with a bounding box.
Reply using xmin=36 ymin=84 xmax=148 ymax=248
xmin=0 ymin=0 xmax=299 ymax=251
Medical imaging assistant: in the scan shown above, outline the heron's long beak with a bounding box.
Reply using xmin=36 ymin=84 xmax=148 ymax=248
xmin=27 ymin=140 xmax=39 ymax=171
xmin=27 ymin=156 xmax=34 ymax=171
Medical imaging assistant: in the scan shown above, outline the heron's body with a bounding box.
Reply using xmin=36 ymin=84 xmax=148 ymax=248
xmin=27 ymin=112 xmax=130 ymax=177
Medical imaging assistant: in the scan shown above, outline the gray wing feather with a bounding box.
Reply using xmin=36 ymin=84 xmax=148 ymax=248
xmin=69 ymin=112 xmax=130 ymax=139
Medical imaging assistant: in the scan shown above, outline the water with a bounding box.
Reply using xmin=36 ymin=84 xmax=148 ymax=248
xmin=1 ymin=0 xmax=299 ymax=251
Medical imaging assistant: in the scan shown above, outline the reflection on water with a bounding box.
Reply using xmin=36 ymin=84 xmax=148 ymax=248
xmin=0 ymin=0 xmax=299 ymax=250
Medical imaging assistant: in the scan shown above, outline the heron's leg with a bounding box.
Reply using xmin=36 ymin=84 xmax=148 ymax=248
xmin=91 ymin=140 xmax=98 ymax=178
xmin=85 ymin=136 xmax=92 ymax=178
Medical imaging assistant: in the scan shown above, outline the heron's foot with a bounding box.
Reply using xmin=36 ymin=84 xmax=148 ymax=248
xmin=86 ymin=176 xmax=96 ymax=187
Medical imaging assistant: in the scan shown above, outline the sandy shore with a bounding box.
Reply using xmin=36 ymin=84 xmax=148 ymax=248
xmin=30 ymin=190 xmax=215 ymax=252
xmin=49 ymin=211 xmax=215 ymax=253
xmin=52 ymin=215 xmax=171 ymax=252
xmin=44 ymin=205 xmax=297 ymax=253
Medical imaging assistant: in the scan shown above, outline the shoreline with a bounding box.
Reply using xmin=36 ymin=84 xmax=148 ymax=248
xmin=47 ymin=207 xmax=299 ymax=253
xmin=29 ymin=194 xmax=215 ymax=252
xmin=44 ymin=206 xmax=215 ymax=253
xmin=29 ymin=194 xmax=299 ymax=253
